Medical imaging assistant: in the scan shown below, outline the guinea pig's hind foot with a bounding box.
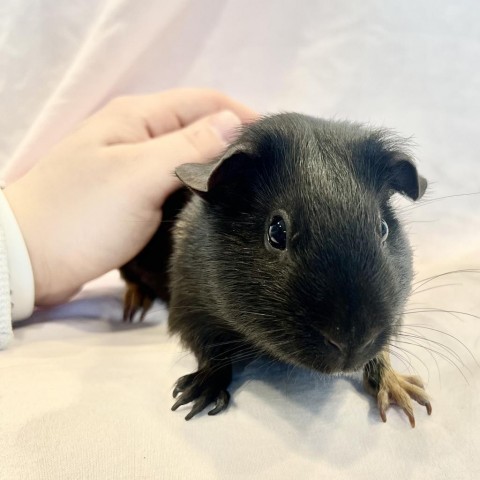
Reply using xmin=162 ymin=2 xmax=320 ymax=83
xmin=171 ymin=364 xmax=232 ymax=421
xmin=363 ymin=351 xmax=432 ymax=428
xmin=123 ymin=282 xmax=154 ymax=322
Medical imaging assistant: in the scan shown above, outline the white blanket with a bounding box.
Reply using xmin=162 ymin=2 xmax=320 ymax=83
xmin=1 ymin=1 xmax=479 ymax=479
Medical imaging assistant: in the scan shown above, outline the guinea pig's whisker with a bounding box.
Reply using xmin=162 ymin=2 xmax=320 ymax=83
xmin=403 ymin=324 xmax=479 ymax=368
xmin=386 ymin=345 xmax=415 ymax=370
xmin=229 ymin=352 xmax=262 ymax=367
xmin=411 ymin=283 xmax=460 ymax=295
xmin=403 ymin=318 xmax=480 ymax=368
xmin=388 ymin=343 xmax=429 ymax=378
xmin=399 ymin=191 xmax=480 ymax=212
xmin=412 ymin=268 xmax=480 ymax=284
xmin=399 ymin=311 xmax=476 ymax=380
xmin=398 ymin=331 xmax=464 ymax=365
xmin=397 ymin=329 xmax=443 ymax=379
xmin=393 ymin=339 xmax=470 ymax=383
xmin=405 ymin=307 xmax=480 ymax=322
xmin=219 ymin=345 xmax=254 ymax=359
xmin=230 ymin=351 xmax=258 ymax=362
xmin=410 ymin=269 xmax=480 ymax=293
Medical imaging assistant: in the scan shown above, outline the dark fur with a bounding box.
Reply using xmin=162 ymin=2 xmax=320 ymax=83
xmin=120 ymin=113 xmax=426 ymax=419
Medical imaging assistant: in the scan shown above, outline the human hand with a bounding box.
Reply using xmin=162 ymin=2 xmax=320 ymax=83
xmin=4 ymin=88 xmax=257 ymax=305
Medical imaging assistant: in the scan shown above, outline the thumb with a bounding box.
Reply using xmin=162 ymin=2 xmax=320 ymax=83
xmin=142 ymin=109 xmax=242 ymax=198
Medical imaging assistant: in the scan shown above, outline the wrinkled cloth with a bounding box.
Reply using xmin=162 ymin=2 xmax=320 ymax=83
xmin=1 ymin=1 xmax=479 ymax=479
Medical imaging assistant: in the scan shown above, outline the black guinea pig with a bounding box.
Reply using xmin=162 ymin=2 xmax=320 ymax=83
xmin=120 ymin=113 xmax=432 ymax=426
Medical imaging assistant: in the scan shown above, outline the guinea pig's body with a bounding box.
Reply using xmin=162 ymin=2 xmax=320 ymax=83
xmin=120 ymin=113 xmax=431 ymax=425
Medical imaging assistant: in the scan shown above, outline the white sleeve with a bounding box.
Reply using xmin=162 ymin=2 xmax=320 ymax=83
xmin=0 ymin=188 xmax=35 ymax=349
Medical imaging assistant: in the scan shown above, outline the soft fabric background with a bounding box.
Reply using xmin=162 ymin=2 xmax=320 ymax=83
xmin=1 ymin=1 xmax=479 ymax=479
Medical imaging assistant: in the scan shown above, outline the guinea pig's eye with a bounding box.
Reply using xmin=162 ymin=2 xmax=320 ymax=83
xmin=267 ymin=216 xmax=287 ymax=250
xmin=381 ymin=219 xmax=389 ymax=243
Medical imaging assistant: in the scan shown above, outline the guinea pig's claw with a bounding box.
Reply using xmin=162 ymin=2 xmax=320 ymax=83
xmin=123 ymin=282 xmax=154 ymax=322
xmin=374 ymin=371 xmax=431 ymax=428
xmin=207 ymin=390 xmax=230 ymax=416
xmin=171 ymin=369 xmax=231 ymax=420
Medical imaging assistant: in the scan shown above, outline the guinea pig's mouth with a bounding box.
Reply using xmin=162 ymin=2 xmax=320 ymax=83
xmin=305 ymin=347 xmax=381 ymax=374
xmin=303 ymin=328 xmax=390 ymax=374
xmin=310 ymin=357 xmax=365 ymax=375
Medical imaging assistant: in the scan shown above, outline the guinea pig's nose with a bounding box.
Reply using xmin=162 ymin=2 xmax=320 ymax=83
xmin=321 ymin=333 xmax=346 ymax=353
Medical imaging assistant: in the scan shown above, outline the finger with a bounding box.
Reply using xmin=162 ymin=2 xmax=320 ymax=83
xmin=89 ymin=88 xmax=258 ymax=143
xmin=146 ymin=109 xmax=242 ymax=194
xmin=117 ymin=109 xmax=242 ymax=204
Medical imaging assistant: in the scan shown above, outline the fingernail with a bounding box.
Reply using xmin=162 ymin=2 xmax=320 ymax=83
xmin=209 ymin=110 xmax=242 ymax=144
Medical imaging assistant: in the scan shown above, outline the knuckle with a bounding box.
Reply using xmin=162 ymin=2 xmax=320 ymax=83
xmin=181 ymin=124 xmax=212 ymax=157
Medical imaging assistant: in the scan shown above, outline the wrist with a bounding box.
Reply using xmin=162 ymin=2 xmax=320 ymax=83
xmin=3 ymin=180 xmax=76 ymax=306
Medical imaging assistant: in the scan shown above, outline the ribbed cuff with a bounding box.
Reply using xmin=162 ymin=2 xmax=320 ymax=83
xmin=0 ymin=217 xmax=12 ymax=349
xmin=0 ymin=188 xmax=35 ymax=348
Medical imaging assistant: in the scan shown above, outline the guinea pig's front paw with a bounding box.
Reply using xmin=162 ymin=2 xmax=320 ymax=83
xmin=363 ymin=351 xmax=432 ymax=428
xmin=171 ymin=365 xmax=231 ymax=421
xmin=123 ymin=281 xmax=154 ymax=322
xmin=371 ymin=370 xmax=432 ymax=428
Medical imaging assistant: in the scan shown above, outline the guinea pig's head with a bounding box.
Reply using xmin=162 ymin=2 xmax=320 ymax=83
xmin=175 ymin=113 xmax=427 ymax=374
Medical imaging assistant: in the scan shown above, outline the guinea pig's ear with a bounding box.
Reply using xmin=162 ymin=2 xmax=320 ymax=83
xmin=388 ymin=154 xmax=427 ymax=201
xmin=175 ymin=143 xmax=255 ymax=194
